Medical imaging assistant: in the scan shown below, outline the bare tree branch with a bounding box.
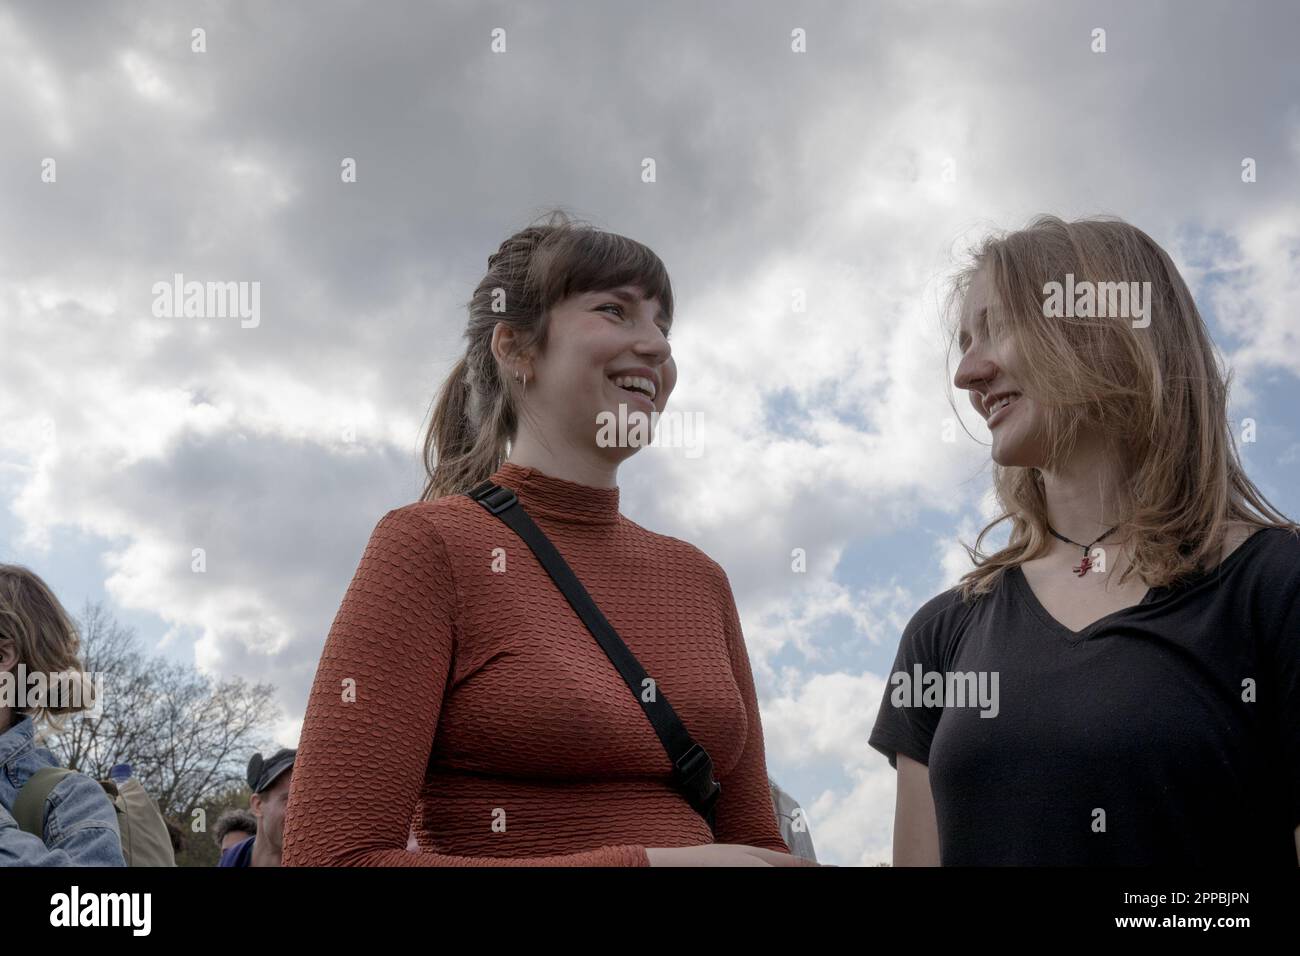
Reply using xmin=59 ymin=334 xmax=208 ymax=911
xmin=43 ymin=600 xmax=281 ymax=819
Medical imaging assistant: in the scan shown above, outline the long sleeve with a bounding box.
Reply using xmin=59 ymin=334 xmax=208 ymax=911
xmin=708 ymin=564 xmax=791 ymax=853
xmin=0 ymin=775 xmax=126 ymax=867
xmin=281 ymin=505 xmax=649 ymax=867
xmin=1 ymin=804 xmax=85 ymax=865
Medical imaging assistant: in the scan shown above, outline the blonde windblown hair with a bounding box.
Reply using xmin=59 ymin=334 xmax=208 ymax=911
xmin=946 ymin=214 xmax=1297 ymax=600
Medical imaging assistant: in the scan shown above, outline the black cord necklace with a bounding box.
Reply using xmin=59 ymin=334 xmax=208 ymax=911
xmin=1047 ymin=524 xmax=1120 ymax=578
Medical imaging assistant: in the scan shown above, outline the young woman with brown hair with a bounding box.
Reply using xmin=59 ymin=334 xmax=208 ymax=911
xmin=870 ymin=215 xmax=1300 ymax=865
xmin=282 ymin=211 xmax=811 ymax=867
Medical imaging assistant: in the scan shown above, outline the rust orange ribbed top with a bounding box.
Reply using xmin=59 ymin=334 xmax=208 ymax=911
xmin=281 ymin=461 xmax=790 ymax=866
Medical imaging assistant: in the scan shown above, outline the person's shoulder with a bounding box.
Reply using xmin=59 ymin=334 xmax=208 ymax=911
xmin=904 ymin=585 xmax=973 ymax=639
xmin=44 ymin=769 xmax=121 ymax=839
xmin=218 ymin=835 xmax=254 ymax=867
xmin=1236 ymin=524 xmax=1300 ymax=568
xmin=617 ymin=517 xmax=726 ymax=575
xmin=1230 ymin=527 xmax=1300 ymax=656
xmin=47 ymin=767 xmax=110 ymax=802
xmin=889 ymin=585 xmax=979 ymax=664
xmin=1231 ymin=525 xmax=1300 ymax=609
xmin=364 ymin=495 xmax=486 ymax=549
xmin=386 ymin=493 xmax=482 ymax=529
xmin=12 ymin=735 xmax=76 ymax=788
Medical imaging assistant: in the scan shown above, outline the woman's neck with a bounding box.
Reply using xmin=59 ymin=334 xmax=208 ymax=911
xmin=1038 ymin=431 xmax=1132 ymax=552
xmin=506 ymin=427 xmax=620 ymax=489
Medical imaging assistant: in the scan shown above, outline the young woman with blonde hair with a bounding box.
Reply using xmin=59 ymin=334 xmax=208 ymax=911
xmin=283 ymin=211 xmax=811 ymax=867
xmin=870 ymin=215 xmax=1300 ymax=865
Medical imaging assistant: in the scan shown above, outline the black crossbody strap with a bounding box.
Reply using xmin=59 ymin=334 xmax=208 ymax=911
xmin=466 ymin=479 xmax=721 ymax=833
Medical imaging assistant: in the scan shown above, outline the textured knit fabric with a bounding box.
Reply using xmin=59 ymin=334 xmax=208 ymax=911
xmin=281 ymin=461 xmax=789 ymax=866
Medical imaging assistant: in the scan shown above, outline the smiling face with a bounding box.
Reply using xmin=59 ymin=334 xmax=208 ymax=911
xmin=953 ymin=266 xmax=1049 ymax=467
xmin=503 ymin=285 xmax=676 ymax=462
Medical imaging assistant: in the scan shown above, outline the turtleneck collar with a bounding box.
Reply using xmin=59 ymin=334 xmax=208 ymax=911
xmin=487 ymin=461 xmax=621 ymax=525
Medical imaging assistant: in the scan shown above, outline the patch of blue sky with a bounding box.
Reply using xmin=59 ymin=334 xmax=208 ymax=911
xmin=0 ymin=486 xmax=195 ymax=667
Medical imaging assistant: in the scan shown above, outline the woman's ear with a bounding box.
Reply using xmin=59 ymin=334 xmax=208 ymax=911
xmin=0 ymin=638 xmax=17 ymax=673
xmin=489 ymin=322 xmax=513 ymax=372
xmin=490 ymin=322 xmax=533 ymax=381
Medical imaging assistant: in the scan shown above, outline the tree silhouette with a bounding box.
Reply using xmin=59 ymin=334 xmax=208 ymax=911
xmin=43 ymin=600 xmax=281 ymax=829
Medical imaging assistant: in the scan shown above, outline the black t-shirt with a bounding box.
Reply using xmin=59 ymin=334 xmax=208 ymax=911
xmin=868 ymin=527 xmax=1300 ymax=865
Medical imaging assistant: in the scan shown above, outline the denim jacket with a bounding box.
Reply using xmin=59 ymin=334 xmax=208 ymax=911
xmin=0 ymin=714 xmax=126 ymax=866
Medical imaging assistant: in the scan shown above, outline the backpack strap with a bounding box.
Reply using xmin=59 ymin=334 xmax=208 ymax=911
xmin=12 ymin=766 xmax=76 ymax=837
xmin=467 ymin=479 xmax=722 ymax=833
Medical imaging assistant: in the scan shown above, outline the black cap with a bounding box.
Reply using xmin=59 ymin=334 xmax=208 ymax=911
xmin=246 ymin=748 xmax=296 ymax=794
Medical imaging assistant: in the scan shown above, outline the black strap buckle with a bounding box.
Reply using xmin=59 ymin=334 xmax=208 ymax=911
xmin=674 ymin=743 xmax=721 ymax=813
xmin=468 ymin=480 xmax=518 ymax=515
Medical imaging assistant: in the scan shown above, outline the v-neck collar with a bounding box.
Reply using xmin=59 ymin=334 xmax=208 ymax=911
xmin=1010 ymin=565 xmax=1156 ymax=641
xmin=1009 ymin=528 xmax=1272 ymax=641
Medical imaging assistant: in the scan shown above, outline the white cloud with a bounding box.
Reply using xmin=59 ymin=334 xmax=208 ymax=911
xmin=1203 ymin=204 xmax=1300 ymax=385
xmin=2 ymin=1 xmax=1299 ymax=867
xmin=763 ymin=670 xmax=895 ymax=866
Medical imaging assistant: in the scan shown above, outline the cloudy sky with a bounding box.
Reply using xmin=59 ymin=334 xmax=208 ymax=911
xmin=2 ymin=0 xmax=1298 ymax=866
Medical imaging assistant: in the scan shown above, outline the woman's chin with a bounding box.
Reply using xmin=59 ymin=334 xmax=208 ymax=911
xmin=991 ymin=446 xmax=1046 ymax=469
xmin=592 ymin=403 xmax=657 ymax=454
xmin=990 ymin=434 xmax=1030 ymax=468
